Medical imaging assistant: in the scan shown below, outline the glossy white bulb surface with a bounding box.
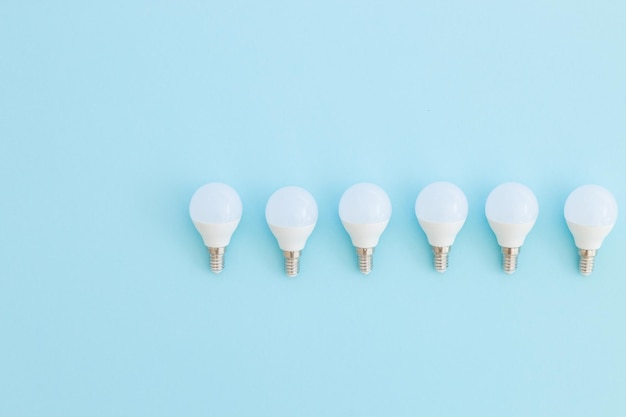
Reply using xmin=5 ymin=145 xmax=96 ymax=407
xmin=415 ymin=181 xmax=468 ymax=247
xmin=564 ymin=185 xmax=618 ymax=250
xmin=339 ymin=183 xmax=392 ymax=248
xmin=265 ymin=186 xmax=318 ymax=251
xmin=485 ymin=182 xmax=539 ymax=248
xmin=189 ymin=182 xmax=242 ymax=248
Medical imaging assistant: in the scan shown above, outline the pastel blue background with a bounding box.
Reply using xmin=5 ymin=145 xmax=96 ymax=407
xmin=1 ymin=1 xmax=625 ymax=416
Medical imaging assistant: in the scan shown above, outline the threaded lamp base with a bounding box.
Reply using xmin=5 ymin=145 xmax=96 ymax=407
xmin=283 ymin=250 xmax=301 ymax=277
xmin=356 ymin=247 xmax=374 ymax=275
xmin=208 ymin=247 xmax=226 ymax=274
xmin=501 ymin=247 xmax=519 ymax=274
xmin=432 ymin=246 xmax=450 ymax=273
xmin=578 ymin=248 xmax=596 ymax=276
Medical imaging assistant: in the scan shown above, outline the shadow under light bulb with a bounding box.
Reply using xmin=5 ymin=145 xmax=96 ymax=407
xmin=564 ymin=185 xmax=618 ymax=276
xmin=415 ymin=182 xmax=468 ymax=273
xmin=339 ymin=183 xmax=392 ymax=275
xmin=485 ymin=182 xmax=538 ymax=274
xmin=265 ymin=186 xmax=318 ymax=277
xmin=189 ymin=183 xmax=243 ymax=273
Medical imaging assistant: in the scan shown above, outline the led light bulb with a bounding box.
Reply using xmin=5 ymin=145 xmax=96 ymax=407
xmin=265 ymin=186 xmax=318 ymax=277
xmin=339 ymin=183 xmax=392 ymax=274
xmin=189 ymin=183 xmax=243 ymax=273
xmin=485 ymin=182 xmax=538 ymax=274
xmin=415 ymin=182 xmax=468 ymax=273
xmin=564 ymin=185 xmax=618 ymax=276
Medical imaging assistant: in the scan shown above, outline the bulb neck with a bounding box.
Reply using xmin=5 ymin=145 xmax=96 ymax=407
xmin=567 ymin=222 xmax=614 ymax=251
xmin=356 ymin=247 xmax=374 ymax=275
xmin=283 ymin=250 xmax=301 ymax=277
xmin=208 ymin=247 xmax=226 ymax=273
xmin=269 ymin=224 xmax=315 ymax=252
xmin=501 ymin=246 xmax=519 ymax=274
xmin=342 ymin=220 xmax=389 ymax=249
xmin=488 ymin=220 xmax=535 ymax=248
xmin=419 ymin=219 xmax=465 ymax=248
xmin=432 ymin=246 xmax=450 ymax=273
xmin=194 ymin=220 xmax=240 ymax=248
xmin=578 ymin=248 xmax=597 ymax=276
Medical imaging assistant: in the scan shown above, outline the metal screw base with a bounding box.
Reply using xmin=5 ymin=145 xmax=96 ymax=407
xmin=502 ymin=247 xmax=519 ymax=274
xmin=432 ymin=246 xmax=450 ymax=273
xmin=356 ymin=247 xmax=374 ymax=275
xmin=578 ymin=248 xmax=596 ymax=276
xmin=283 ymin=250 xmax=301 ymax=277
xmin=208 ymin=247 xmax=225 ymax=274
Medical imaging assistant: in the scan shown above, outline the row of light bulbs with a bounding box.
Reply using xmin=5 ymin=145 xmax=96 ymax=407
xmin=189 ymin=182 xmax=618 ymax=277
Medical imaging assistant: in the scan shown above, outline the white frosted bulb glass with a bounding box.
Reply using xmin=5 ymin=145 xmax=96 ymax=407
xmin=415 ymin=182 xmax=468 ymax=273
xmin=564 ymin=185 xmax=618 ymax=276
xmin=189 ymin=183 xmax=243 ymax=274
xmin=485 ymin=182 xmax=538 ymax=274
xmin=339 ymin=183 xmax=392 ymax=275
xmin=265 ymin=186 xmax=318 ymax=277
